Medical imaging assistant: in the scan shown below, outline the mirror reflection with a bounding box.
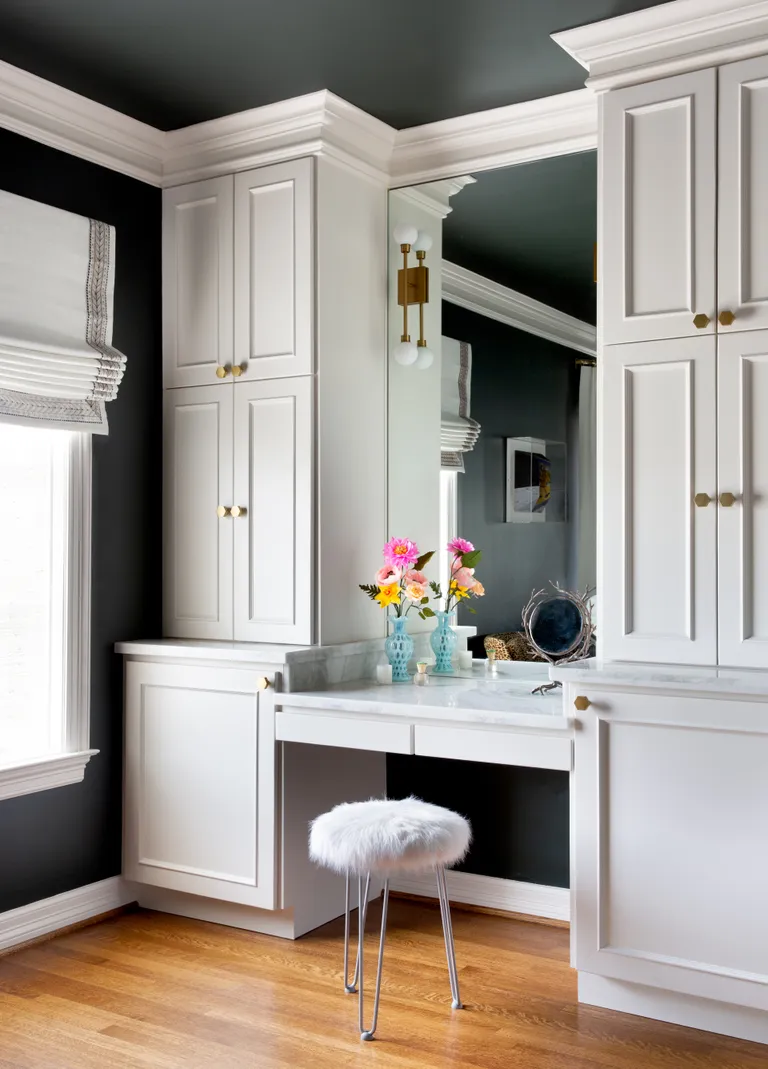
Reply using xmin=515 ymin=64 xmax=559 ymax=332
xmin=388 ymin=153 xmax=597 ymax=662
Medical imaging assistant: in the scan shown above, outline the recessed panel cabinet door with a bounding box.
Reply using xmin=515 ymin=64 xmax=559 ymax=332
xmin=233 ymin=377 xmax=313 ymax=643
xmin=601 ymin=337 xmax=717 ymax=664
xmin=234 ymin=159 xmax=313 ymax=380
xmin=163 ymin=176 xmax=234 ymax=388
xmin=572 ymin=689 xmax=768 ymax=1010
xmin=602 ymin=69 xmax=716 ymax=345
xmin=163 ymin=385 xmax=234 ymax=639
xmin=124 ymin=662 xmax=276 ymax=909
xmin=719 ymin=55 xmax=768 ymax=334
xmin=718 ymin=329 xmax=768 ymax=667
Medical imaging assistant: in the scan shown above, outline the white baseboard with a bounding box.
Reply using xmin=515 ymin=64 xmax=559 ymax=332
xmin=390 ymin=870 xmax=570 ymax=922
xmin=0 ymin=876 xmax=133 ymax=952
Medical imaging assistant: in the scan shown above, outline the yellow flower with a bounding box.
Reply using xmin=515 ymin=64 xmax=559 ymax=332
xmin=453 ymin=586 xmax=470 ymax=600
xmin=375 ymin=584 xmax=401 ymax=608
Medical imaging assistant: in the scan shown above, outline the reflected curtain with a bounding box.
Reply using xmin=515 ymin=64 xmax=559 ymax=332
xmin=576 ymin=364 xmax=596 ymax=591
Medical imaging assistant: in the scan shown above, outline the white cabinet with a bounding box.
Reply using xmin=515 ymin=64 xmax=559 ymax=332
xmin=234 ymin=161 xmax=313 ymax=380
xmin=162 ymin=176 xmax=234 ymax=388
xmin=601 ymin=336 xmax=717 ymax=665
xmin=602 ymin=69 xmax=716 ymax=346
xmin=124 ymin=661 xmax=276 ymax=908
xmin=233 ymin=377 xmax=313 ymax=643
xmin=572 ymin=686 xmax=768 ymax=1012
xmin=163 ymin=385 xmax=234 ymax=640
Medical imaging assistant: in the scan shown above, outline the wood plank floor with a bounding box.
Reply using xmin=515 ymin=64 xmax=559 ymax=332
xmin=0 ymin=899 xmax=764 ymax=1068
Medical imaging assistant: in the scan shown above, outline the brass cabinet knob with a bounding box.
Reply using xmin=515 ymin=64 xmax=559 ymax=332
xmin=256 ymin=677 xmax=271 ymax=690
xmin=718 ymin=310 xmax=735 ymax=326
xmin=719 ymin=492 xmax=737 ymax=507
xmin=231 ymin=363 xmax=244 ymax=377
xmin=574 ymin=695 xmax=591 ymax=711
xmin=216 ymin=505 xmax=232 ymax=518
xmin=693 ymin=313 xmax=711 ymax=329
xmin=215 ymin=365 xmax=230 ymax=379
xmin=230 ymin=505 xmax=247 ymax=518
xmin=694 ymin=493 xmax=712 ymax=507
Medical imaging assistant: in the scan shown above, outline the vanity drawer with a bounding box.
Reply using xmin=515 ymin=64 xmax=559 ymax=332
xmin=276 ymin=710 xmax=413 ymax=754
xmin=414 ymin=724 xmax=572 ymax=770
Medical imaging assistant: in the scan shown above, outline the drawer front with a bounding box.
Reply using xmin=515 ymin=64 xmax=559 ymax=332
xmin=276 ymin=710 xmax=412 ymax=754
xmin=414 ymin=724 xmax=572 ymax=770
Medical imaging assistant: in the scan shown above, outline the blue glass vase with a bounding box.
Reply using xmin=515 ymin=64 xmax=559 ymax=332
xmin=385 ymin=615 xmax=414 ymax=682
xmin=431 ymin=611 xmax=458 ymax=674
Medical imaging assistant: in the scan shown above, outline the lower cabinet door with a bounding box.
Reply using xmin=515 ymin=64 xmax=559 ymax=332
xmin=124 ymin=661 xmax=276 ymax=909
xmin=572 ymin=687 xmax=768 ymax=1011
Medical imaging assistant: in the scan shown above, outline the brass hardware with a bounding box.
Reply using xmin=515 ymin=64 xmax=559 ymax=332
xmin=576 ymin=357 xmax=597 ymax=367
xmin=231 ymin=363 xmax=245 ymax=377
xmin=396 ymin=235 xmax=431 ymax=356
xmin=215 ymin=365 xmax=230 ymax=378
xmin=230 ymin=505 xmax=247 ymax=518
xmin=693 ymin=313 xmax=710 ymax=329
xmin=216 ymin=505 xmax=232 ymax=518
xmin=256 ymin=677 xmax=271 ymax=690
xmin=574 ymin=695 xmax=591 ymax=711
xmin=694 ymin=493 xmax=712 ymax=507
xmin=719 ymin=492 xmax=737 ymax=507
xmin=718 ymin=310 xmax=735 ymax=326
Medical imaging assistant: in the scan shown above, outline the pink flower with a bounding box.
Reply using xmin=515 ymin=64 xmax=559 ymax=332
xmin=383 ymin=537 xmax=419 ymax=570
xmin=452 ymin=567 xmax=476 ymax=589
xmin=447 ymin=537 xmax=474 ymax=556
xmin=376 ymin=565 xmax=402 ymax=586
xmin=404 ymin=570 xmax=427 ymax=585
xmin=405 ymin=581 xmax=428 ymax=602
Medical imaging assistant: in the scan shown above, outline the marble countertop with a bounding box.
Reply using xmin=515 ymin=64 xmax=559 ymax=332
xmin=279 ymin=663 xmax=569 ymax=732
xmin=115 ymin=639 xmax=307 ymax=665
xmin=551 ymin=657 xmax=768 ymax=697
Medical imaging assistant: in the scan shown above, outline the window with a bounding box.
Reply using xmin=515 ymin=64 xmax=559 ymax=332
xmin=439 ymin=470 xmax=458 ymax=591
xmin=0 ymin=423 xmax=94 ymax=799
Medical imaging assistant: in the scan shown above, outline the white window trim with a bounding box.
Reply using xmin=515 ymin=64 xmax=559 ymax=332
xmin=0 ymin=432 xmax=97 ymax=801
xmin=439 ymin=470 xmax=459 ymax=591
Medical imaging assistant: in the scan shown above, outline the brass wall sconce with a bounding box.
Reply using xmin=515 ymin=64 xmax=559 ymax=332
xmin=392 ymin=223 xmax=434 ymax=370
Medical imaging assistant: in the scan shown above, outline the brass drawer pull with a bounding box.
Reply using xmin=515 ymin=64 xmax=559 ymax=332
xmin=230 ymin=505 xmax=247 ymax=518
xmin=693 ymin=313 xmax=710 ymax=329
xmin=574 ymin=696 xmax=591 ymax=711
xmin=216 ymin=505 xmax=232 ymax=518
xmin=694 ymin=493 xmax=712 ymax=507
xmin=718 ymin=310 xmax=735 ymax=326
xmin=719 ymin=492 xmax=737 ymax=507
xmin=215 ymin=365 xmax=230 ymax=379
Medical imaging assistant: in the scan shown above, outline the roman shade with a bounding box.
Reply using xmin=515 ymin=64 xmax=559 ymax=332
xmin=0 ymin=189 xmax=126 ymax=434
xmin=441 ymin=336 xmax=480 ymax=472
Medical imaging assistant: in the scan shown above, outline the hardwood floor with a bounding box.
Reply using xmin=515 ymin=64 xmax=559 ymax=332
xmin=0 ymin=899 xmax=764 ymax=1068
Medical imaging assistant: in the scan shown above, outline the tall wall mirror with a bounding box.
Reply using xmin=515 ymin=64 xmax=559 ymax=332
xmin=387 ymin=152 xmax=597 ymax=661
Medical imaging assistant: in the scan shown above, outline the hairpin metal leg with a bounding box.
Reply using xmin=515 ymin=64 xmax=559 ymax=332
xmin=344 ymin=872 xmax=370 ymax=993
xmin=360 ymin=877 xmax=389 ymax=1041
xmin=436 ymin=866 xmax=462 ymax=1009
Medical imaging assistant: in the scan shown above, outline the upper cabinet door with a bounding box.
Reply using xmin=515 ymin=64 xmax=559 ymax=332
xmin=164 ymin=385 xmax=234 ymax=640
xmin=602 ymin=69 xmax=716 ymax=346
xmin=163 ymin=177 xmax=234 ymax=388
xmin=719 ymin=55 xmax=768 ymax=334
xmin=233 ymin=377 xmax=313 ymax=643
xmin=601 ymin=336 xmax=717 ymax=665
xmin=718 ymin=329 xmax=768 ymax=668
xmin=234 ymin=159 xmax=314 ymax=380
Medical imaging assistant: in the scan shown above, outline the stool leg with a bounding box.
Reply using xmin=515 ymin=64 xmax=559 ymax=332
xmin=436 ymin=866 xmax=463 ymax=1009
xmin=344 ymin=872 xmax=370 ymax=994
xmin=360 ymin=876 xmax=389 ymax=1041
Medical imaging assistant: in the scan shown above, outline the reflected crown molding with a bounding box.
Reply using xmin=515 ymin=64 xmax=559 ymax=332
xmin=395 ymin=176 xmax=476 ymax=219
xmin=553 ymin=0 xmax=768 ymax=92
xmin=442 ymin=261 xmax=596 ymax=357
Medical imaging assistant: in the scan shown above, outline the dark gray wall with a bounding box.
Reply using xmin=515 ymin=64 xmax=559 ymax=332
xmin=0 ymin=128 xmax=161 ymax=912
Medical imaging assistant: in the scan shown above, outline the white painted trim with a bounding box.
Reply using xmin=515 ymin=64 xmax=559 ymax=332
xmin=390 ymin=869 xmax=570 ymax=922
xmin=0 ymin=876 xmax=131 ymax=952
xmin=0 ymin=750 xmax=99 ymax=802
xmin=553 ymin=0 xmax=768 ymax=93
xmin=442 ymin=261 xmax=597 ymax=356
xmin=67 ymin=432 xmax=92 ymax=755
xmin=0 ymin=58 xmax=165 ymax=184
xmin=396 ymin=176 xmax=476 ymax=220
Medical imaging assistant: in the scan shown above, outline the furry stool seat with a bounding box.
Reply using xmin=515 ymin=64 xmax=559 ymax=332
xmin=309 ymin=797 xmax=471 ymax=1041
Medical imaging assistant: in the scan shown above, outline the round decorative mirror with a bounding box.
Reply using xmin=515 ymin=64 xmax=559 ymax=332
xmin=522 ymin=584 xmax=595 ymax=693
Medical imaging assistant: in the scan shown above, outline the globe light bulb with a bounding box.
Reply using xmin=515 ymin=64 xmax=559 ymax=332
xmin=392 ymin=223 xmax=418 ymax=246
xmin=415 ymin=345 xmax=434 ymax=370
xmin=394 ymin=340 xmax=418 ymax=366
xmin=413 ymin=231 xmax=433 ymax=253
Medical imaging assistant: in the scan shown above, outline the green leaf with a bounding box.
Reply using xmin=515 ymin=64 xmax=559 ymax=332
xmin=418 ymin=612 xmax=425 ymax=620
xmin=422 ymin=607 xmax=436 ymax=618
xmin=461 ymin=550 xmax=482 ymax=569
xmin=429 ymin=581 xmax=442 ymax=596
xmin=467 ymin=607 xmax=477 ymax=615
xmin=420 ymin=597 xmax=429 ymax=605
xmin=414 ymin=550 xmax=435 ymax=572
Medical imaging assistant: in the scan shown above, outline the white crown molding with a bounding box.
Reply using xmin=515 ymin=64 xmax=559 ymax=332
xmin=553 ymin=0 xmax=768 ymax=92
xmin=390 ymin=89 xmax=597 ymax=187
xmin=394 ymin=175 xmax=476 ymax=219
xmin=391 ymin=869 xmax=570 ymax=922
xmin=0 ymin=877 xmax=132 ymax=953
xmin=442 ymin=261 xmax=596 ymax=356
xmin=0 ymin=58 xmax=165 ymax=184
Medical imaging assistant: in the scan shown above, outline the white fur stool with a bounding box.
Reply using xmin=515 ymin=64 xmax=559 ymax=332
xmin=309 ymin=796 xmax=471 ymax=1041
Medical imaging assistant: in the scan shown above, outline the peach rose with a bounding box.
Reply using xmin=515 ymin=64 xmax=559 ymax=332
xmin=472 ymin=581 xmax=485 ymax=596
xmin=405 ymin=581 xmax=428 ymax=602
xmin=404 ymin=569 xmax=428 ymax=585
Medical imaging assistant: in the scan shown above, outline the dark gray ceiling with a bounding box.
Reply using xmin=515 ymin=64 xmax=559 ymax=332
xmin=0 ymin=1 xmax=669 ymax=130
xmin=439 ymin=151 xmax=597 ymax=323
